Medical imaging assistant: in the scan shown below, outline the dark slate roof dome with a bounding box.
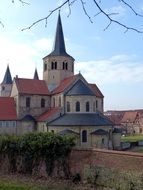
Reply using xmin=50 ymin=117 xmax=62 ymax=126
xmin=66 ymin=80 xmax=95 ymax=96
xmin=91 ymin=129 xmax=108 ymax=135
xmin=2 ymin=65 xmax=12 ymax=84
xmin=21 ymin=114 xmax=36 ymax=122
xmin=48 ymin=113 xmax=114 ymax=126
xmin=58 ymin=129 xmax=79 ymax=136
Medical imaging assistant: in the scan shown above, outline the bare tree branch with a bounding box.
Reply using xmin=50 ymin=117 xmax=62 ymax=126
xmin=21 ymin=0 xmax=71 ymax=31
xmin=93 ymin=0 xmax=143 ymax=33
xmin=0 ymin=21 xmax=4 ymax=28
xmin=21 ymin=0 xmax=143 ymax=33
xmin=119 ymin=0 xmax=143 ymax=17
xmin=80 ymin=0 xmax=93 ymax=23
xmin=12 ymin=0 xmax=30 ymax=5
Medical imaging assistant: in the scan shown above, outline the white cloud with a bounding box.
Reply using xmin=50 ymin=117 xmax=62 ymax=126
xmin=105 ymin=5 xmax=126 ymax=19
xmin=0 ymin=37 xmax=38 ymax=81
xmin=34 ymin=38 xmax=53 ymax=51
xmin=75 ymin=54 xmax=143 ymax=85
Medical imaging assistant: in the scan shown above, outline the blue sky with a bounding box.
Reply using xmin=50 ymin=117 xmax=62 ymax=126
xmin=0 ymin=0 xmax=143 ymax=111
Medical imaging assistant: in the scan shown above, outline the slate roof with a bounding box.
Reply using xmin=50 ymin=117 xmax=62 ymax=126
xmin=15 ymin=78 xmax=50 ymax=95
xmin=37 ymin=107 xmax=60 ymax=122
xmin=0 ymin=97 xmax=17 ymax=120
xmin=113 ymin=128 xmax=122 ymax=133
xmin=66 ymin=80 xmax=95 ymax=96
xmin=58 ymin=129 xmax=79 ymax=136
xmin=2 ymin=65 xmax=12 ymax=84
xmin=21 ymin=115 xmax=36 ymax=122
xmin=91 ymin=129 xmax=108 ymax=135
xmin=48 ymin=113 xmax=114 ymax=126
xmin=105 ymin=113 xmax=124 ymax=125
xmin=44 ymin=13 xmax=73 ymax=59
xmin=33 ymin=68 xmax=39 ymax=80
xmin=89 ymin=83 xmax=104 ymax=98
xmin=51 ymin=74 xmax=77 ymax=94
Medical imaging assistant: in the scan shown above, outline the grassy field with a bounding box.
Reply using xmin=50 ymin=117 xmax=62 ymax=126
xmin=0 ymin=176 xmax=73 ymax=190
xmin=121 ymin=134 xmax=143 ymax=142
xmin=0 ymin=180 xmax=71 ymax=190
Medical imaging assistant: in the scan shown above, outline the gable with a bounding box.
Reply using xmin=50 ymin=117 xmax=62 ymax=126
xmin=66 ymin=79 xmax=95 ymax=96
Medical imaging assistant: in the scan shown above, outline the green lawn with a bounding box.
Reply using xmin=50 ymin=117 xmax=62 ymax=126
xmin=0 ymin=179 xmax=72 ymax=190
xmin=121 ymin=134 xmax=143 ymax=142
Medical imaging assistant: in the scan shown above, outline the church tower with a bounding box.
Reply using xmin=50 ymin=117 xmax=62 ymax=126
xmin=43 ymin=13 xmax=75 ymax=91
xmin=0 ymin=65 xmax=12 ymax=97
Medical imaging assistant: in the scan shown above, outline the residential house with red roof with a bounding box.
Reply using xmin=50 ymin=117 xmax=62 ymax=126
xmin=0 ymin=13 xmax=121 ymax=149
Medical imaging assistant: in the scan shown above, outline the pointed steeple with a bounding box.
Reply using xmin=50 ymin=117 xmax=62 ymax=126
xmin=48 ymin=12 xmax=72 ymax=58
xmin=2 ymin=65 xmax=12 ymax=84
xmin=33 ymin=68 xmax=39 ymax=80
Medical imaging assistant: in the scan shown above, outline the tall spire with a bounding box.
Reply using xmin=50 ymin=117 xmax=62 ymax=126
xmin=48 ymin=12 xmax=71 ymax=57
xmin=2 ymin=65 xmax=12 ymax=84
xmin=33 ymin=68 xmax=39 ymax=80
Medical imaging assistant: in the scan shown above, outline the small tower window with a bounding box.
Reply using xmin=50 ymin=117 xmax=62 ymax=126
xmin=82 ymin=130 xmax=87 ymax=142
xmin=63 ymin=62 xmax=68 ymax=70
xmin=51 ymin=62 xmax=57 ymax=70
xmin=65 ymin=62 xmax=68 ymax=70
xmin=2 ymin=86 xmax=5 ymax=91
xmin=44 ymin=63 xmax=47 ymax=71
xmin=41 ymin=98 xmax=45 ymax=108
xmin=26 ymin=97 xmax=31 ymax=108
xmin=67 ymin=101 xmax=70 ymax=112
xmin=86 ymin=101 xmax=90 ymax=112
xmin=76 ymin=101 xmax=80 ymax=112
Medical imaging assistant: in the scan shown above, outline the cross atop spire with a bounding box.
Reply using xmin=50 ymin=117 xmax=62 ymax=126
xmin=2 ymin=65 xmax=12 ymax=84
xmin=48 ymin=12 xmax=72 ymax=58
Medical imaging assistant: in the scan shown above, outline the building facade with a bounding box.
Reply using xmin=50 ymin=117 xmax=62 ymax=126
xmin=0 ymin=13 xmax=121 ymax=149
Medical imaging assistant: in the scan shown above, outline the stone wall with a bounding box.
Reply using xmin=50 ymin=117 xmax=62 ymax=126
xmin=69 ymin=148 xmax=143 ymax=189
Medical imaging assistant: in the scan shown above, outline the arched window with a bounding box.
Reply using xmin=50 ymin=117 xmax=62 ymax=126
xmin=93 ymin=102 xmax=96 ymax=112
xmin=59 ymin=96 xmax=61 ymax=107
xmin=67 ymin=101 xmax=70 ymax=112
xmin=44 ymin=63 xmax=47 ymax=71
xmin=51 ymin=62 xmax=57 ymax=70
xmin=82 ymin=130 xmax=87 ymax=142
xmin=86 ymin=101 xmax=90 ymax=112
xmin=76 ymin=101 xmax=80 ymax=112
xmin=63 ymin=62 xmax=68 ymax=70
xmin=41 ymin=98 xmax=45 ymax=108
xmin=96 ymin=100 xmax=98 ymax=109
xmin=26 ymin=97 xmax=30 ymax=108
xmin=53 ymin=97 xmax=55 ymax=107
xmin=51 ymin=62 xmax=54 ymax=70
xmin=65 ymin=62 xmax=68 ymax=70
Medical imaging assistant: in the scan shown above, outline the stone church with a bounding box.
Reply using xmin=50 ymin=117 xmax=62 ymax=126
xmin=0 ymin=13 xmax=121 ymax=149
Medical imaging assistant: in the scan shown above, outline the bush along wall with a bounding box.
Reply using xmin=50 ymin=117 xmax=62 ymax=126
xmin=84 ymin=165 xmax=143 ymax=190
xmin=0 ymin=132 xmax=75 ymax=178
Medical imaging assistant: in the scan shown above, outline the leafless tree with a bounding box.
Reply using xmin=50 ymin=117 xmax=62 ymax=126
xmin=3 ymin=0 xmax=143 ymax=33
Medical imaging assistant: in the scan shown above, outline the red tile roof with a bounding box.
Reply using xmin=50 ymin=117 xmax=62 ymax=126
xmin=89 ymin=83 xmax=104 ymax=98
xmin=0 ymin=97 xmax=17 ymax=120
xmin=51 ymin=75 xmax=77 ymax=94
xmin=121 ymin=111 xmax=138 ymax=123
xmin=106 ymin=114 xmax=124 ymax=125
xmin=37 ymin=107 xmax=60 ymax=122
xmin=15 ymin=78 xmax=50 ymax=95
